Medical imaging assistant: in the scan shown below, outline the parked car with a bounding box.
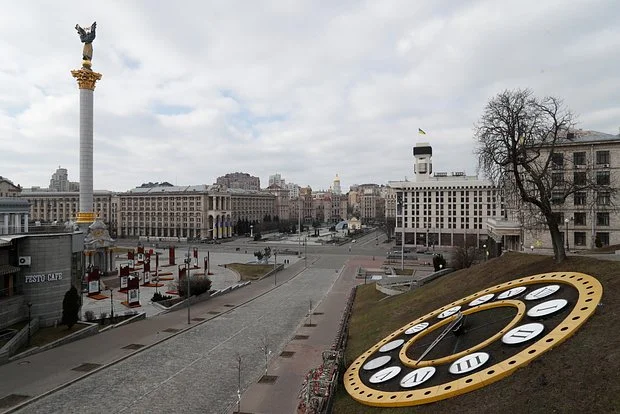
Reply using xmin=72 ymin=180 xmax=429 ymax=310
xmin=200 ymin=238 xmax=220 ymax=244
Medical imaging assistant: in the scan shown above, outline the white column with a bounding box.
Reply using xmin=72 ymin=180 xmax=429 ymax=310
xmin=79 ymin=88 xmax=94 ymax=215
xmin=14 ymin=214 xmax=21 ymax=233
xmin=2 ymin=214 xmax=8 ymax=234
xmin=23 ymin=213 xmax=28 ymax=233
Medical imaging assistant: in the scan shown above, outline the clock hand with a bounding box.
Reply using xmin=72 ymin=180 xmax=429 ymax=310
xmin=416 ymin=312 xmax=463 ymax=365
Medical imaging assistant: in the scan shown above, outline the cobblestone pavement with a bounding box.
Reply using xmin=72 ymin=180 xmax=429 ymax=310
xmin=13 ymin=256 xmax=346 ymax=414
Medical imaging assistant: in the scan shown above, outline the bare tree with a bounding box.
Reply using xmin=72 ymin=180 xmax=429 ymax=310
xmin=474 ymin=89 xmax=612 ymax=263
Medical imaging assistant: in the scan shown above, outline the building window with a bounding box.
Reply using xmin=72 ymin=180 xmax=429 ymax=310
xmin=551 ymin=191 xmax=564 ymax=204
xmin=573 ymin=152 xmax=586 ymax=166
xmin=574 ymin=232 xmax=587 ymax=246
xmin=596 ymin=171 xmax=610 ymax=186
xmin=597 ymin=212 xmax=610 ymax=226
xmin=574 ymin=212 xmax=586 ymax=226
xmin=596 ymin=232 xmax=609 ymax=246
xmin=551 ymin=172 xmax=564 ymax=186
xmin=551 ymin=153 xmax=564 ymax=169
xmin=596 ymin=151 xmax=610 ymax=165
xmin=573 ymin=171 xmax=586 ymax=186
xmin=597 ymin=191 xmax=611 ymax=206
xmin=574 ymin=192 xmax=586 ymax=206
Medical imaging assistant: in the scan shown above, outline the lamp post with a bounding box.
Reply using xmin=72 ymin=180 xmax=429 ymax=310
xmin=108 ymin=288 xmax=114 ymax=318
xmin=250 ymin=225 xmax=254 ymax=238
xmin=304 ymin=237 xmax=307 ymax=268
xmin=27 ymin=302 xmax=32 ymax=346
xmin=154 ymin=251 xmax=160 ymax=294
xmin=298 ymin=198 xmax=302 ymax=258
xmin=565 ymin=217 xmax=570 ymax=252
xmin=237 ymin=354 xmax=242 ymax=413
xmin=483 ymin=244 xmax=487 ymax=262
xmin=274 ymin=251 xmax=277 ymax=286
xmin=397 ymin=198 xmax=404 ymax=271
xmin=185 ymin=247 xmax=191 ymax=324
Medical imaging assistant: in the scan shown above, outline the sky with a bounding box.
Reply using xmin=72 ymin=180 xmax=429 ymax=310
xmin=1 ymin=1 xmax=619 ymax=193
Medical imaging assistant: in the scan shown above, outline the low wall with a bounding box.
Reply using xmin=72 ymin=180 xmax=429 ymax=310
xmin=0 ymin=317 xmax=40 ymax=364
xmin=0 ymin=296 xmax=27 ymax=330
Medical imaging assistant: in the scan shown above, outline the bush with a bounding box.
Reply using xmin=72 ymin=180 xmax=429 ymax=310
xmin=595 ymin=236 xmax=603 ymax=248
xmin=451 ymin=246 xmax=476 ymax=270
xmin=253 ymin=232 xmax=262 ymax=241
xmin=99 ymin=311 xmax=108 ymax=320
xmin=177 ymin=276 xmax=212 ymax=298
xmin=151 ymin=291 xmax=173 ymax=302
xmin=84 ymin=310 xmax=95 ymax=321
xmin=433 ymin=254 xmax=447 ymax=271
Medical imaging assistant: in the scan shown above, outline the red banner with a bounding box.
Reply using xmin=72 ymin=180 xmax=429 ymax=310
xmin=169 ymin=246 xmax=175 ymax=265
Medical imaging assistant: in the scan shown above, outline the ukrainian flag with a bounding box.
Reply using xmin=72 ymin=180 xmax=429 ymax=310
xmin=418 ymin=128 xmax=427 ymax=135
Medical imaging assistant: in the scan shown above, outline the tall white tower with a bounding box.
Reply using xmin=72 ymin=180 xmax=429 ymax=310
xmin=413 ymin=143 xmax=432 ymax=181
xmin=71 ymin=23 xmax=102 ymax=226
xmin=333 ymin=174 xmax=341 ymax=195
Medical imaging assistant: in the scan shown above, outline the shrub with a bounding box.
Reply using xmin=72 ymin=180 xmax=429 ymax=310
xmin=433 ymin=254 xmax=447 ymax=271
xmin=84 ymin=310 xmax=95 ymax=322
xmin=451 ymin=246 xmax=476 ymax=270
xmin=61 ymin=285 xmax=81 ymax=329
xmin=99 ymin=311 xmax=108 ymax=320
xmin=151 ymin=291 xmax=173 ymax=302
xmin=595 ymin=236 xmax=603 ymax=248
xmin=177 ymin=276 xmax=212 ymax=298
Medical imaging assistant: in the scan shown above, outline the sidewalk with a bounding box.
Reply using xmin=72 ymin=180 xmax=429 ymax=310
xmin=234 ymin=257 xmax=371 ymax=414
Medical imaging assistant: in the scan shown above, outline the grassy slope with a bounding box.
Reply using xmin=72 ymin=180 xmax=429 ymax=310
xmin=333 ymin=252 xmax=620 ymax=413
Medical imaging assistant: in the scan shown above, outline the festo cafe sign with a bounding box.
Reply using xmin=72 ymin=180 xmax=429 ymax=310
xmin=25 ymin=272 xmax=64 ymax=283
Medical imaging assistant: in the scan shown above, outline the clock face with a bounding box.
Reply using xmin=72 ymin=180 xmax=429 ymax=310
xmin=344 ymin=272 xmax=603 ymax=407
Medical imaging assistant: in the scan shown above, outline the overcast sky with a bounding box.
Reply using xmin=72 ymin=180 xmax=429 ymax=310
xmin=1 ymin=1 xmax=619 ymax=193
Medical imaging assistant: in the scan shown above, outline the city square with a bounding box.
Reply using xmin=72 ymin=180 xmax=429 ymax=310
xmin=1 ymin=2 xmax=620 ymax=413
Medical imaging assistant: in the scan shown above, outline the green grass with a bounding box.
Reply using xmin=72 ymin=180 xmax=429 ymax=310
xmin=19 ymin=323 xmax=89 ymax=352
xmin=333 ymin=252 xmax=620 ymax=413
xmin=225 ymin=263 xmax=275 ymax=281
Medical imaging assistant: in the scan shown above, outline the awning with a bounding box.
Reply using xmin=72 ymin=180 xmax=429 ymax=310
xmin=0 ymin=264 xmax=20 ymax=276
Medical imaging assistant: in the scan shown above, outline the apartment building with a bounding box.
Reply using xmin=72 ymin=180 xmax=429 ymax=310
xmin=228 ymin=188 xmax=275 ymax=227
xmin=21 ymin=190 xmax=115 ymax=226
xmin=216 ymin=172 xmax=260 ymax=191
xmin=265 ymin=184 xmax=290 ymax=221
xmin=118 ymin=185 xmax=231 ymax=240
xmin=493 ymin=130 xmax=620 ymax=250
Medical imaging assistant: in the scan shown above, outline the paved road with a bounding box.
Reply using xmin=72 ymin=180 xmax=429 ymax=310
xmin=6 ymin=255 xmax=350 ymax=414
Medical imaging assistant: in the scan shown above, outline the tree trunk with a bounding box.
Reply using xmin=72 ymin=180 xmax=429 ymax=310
xmin=548 ymin=223 xmax=566 ymax=263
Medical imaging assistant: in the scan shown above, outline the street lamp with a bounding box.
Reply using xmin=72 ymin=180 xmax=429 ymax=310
xmin=274 ymin=251 xmax=277 ymax=286
xmin=298 ymin=198 xmax=302 ymax=258
xmin=250 ymin=225 xmax=254 ymax=238
xmin=565 ymin=217 xmax=572 ymax=252
xmin=185 ymin=247 xmax=191 ymax=324
xmin=304 ymin=237 xmax=307 ymax=268
xmin=108 ymin=288 xmax=114 ymax=318
xmin=27 ymin=302 xmax=32 ymax=346
xmin=397 ymin=197 xmax=404 ymax=271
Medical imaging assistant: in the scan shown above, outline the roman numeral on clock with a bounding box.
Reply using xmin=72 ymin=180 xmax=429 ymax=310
xmin=502 ymin=322 xmax=545 ymax=344
xmin=400 ymin=367 xmax=436 ymax=388
xmin=449 ymin=352 xmax=490 ymax=374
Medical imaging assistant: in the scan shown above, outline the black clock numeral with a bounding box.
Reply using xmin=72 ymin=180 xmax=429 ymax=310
xmin=507 ymin=327 xmax=536 ymax=339
xmin=449 ymin=352 xmax=489 ymax=374
xmin=502 ymin=323 xmax=545 ymax=345
xmin=454 ymin=355 xmax=482 ymax=373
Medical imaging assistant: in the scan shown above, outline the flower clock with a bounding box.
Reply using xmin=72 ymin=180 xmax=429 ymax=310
xmin=344 ymin=272 xmax=602 ymax=407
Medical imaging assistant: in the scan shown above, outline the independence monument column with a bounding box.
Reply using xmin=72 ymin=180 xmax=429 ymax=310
xmin=71 ymin=22 xmax=102 ymax=226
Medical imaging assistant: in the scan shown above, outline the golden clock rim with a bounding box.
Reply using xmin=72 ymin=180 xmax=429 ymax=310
xmin=344 ymin=271 xmax=603 ymax=407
